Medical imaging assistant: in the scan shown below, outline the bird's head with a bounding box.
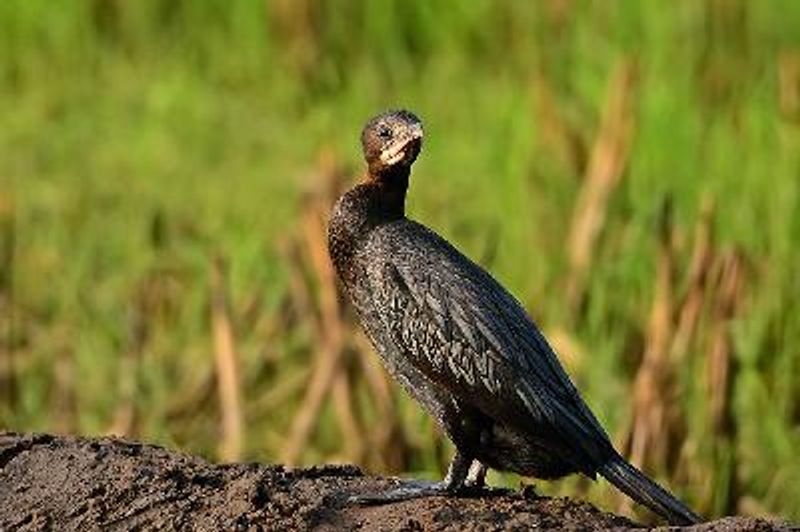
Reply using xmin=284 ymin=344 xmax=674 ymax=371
xmin=361 ymin=109 xmax=424 ymax=176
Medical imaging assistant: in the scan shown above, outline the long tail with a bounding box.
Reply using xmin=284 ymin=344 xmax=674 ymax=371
xmin=599 ymin=455 xmax=702 ymax=525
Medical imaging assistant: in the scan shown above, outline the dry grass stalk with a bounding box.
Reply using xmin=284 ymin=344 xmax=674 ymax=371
xmin=281 ymin=155 xmax=360 ymax=466
xmin=531 ymin=68 xmax=587 ymax=176
xmin=280 ymin=209 xmax=345 ymax=464
xmin=703 ymin=248 xmax=746 ymax=515
xmin=210 ymin=255 xmax=244 ymax=462
xmin=280 ymin=336 xmax=342 ymax=466
xmin=302 ymin=197 xmax=340 ymax=333
xmin=285 ymin=240 xmax=319 ymax=333
xmin=670 ymin=197 xmax=715 ymax=362
xmin=618 ymin=199 xmax=726 ymax=516
xmin=566 ymin=59 xmax=638 ymax=310
xmin=303 ymin=194 xmax=365 ymax=463
xmin=332 ymin=369 xmax=365 ymax=463
xmin=621 ymin=199 xmax=681 ymax=477
xmin=279 ymin=237 xmax=330 ymax=466
xmin=706 ymin=250 xmax=745 ymax=435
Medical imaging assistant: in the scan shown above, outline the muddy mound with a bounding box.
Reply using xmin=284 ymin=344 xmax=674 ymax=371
xmin=0 ymin=432 xmax=791 ymax=531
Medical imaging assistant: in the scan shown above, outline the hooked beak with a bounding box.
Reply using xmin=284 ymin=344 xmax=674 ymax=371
xmin=379 ymin=123 xmax=424 ymax=166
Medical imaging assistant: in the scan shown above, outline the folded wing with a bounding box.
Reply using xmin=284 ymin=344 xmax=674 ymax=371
xmin=367 ymin=220 xmax=613 ymax=467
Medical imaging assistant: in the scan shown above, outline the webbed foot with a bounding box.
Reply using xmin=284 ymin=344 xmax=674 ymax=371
xmin=347 ymin=479 xmax=453 ymax=505
xmin=348 ymin=450 xmax=473 ymax=505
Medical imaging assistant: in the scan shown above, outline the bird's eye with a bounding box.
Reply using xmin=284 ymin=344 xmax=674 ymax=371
xmin=378 ymin=126 xmax=392 ymax=139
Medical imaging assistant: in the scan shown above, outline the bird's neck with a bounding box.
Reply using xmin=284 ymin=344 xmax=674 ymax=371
xmin=365 ymin=164 xmax=410 ymax=220
xmin=327 ymin=165 xmax=410 ymax=286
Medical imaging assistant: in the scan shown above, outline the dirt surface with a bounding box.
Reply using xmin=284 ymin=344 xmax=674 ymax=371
xmin=0 ymin=432 xmax=793 ymax=531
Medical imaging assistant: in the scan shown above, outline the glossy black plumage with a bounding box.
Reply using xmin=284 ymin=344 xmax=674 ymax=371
xmin=327 ymin=109 xmax=701 ymax=525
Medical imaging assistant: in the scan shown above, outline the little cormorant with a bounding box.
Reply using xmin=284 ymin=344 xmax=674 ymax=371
xmin=327 ymin=109 xmax=701 ymax=525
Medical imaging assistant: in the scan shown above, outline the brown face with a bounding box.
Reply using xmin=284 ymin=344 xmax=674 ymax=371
xmin=361 ymin=110 xmax=424 ymax=173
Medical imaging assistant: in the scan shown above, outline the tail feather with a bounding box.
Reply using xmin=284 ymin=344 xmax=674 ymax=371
xmin=599 ymin=456 xmax=702 ymax=525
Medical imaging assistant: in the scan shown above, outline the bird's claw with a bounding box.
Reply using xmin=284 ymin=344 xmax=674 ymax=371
xmin=347 ymin=479 xmax=511 ymax=505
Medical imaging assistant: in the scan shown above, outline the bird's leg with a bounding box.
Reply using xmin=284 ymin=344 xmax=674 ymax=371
xmin=348 ymin=450 xmax=471 ymax=505
xmin=462 ymin=459 xmax=512 ymax=497
xmin=465 ymin=460 xmax=487 ymax=488
xmin=442 ymin=449 xmax=471 ymax=489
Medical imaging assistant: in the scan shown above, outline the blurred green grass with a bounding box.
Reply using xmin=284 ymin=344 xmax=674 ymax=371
xmin=1 ymin=0 xmax=799 ymax=522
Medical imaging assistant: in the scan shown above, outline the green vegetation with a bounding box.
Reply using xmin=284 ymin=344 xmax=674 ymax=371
xmin=2 ymin=0 xmax=799 ymax=522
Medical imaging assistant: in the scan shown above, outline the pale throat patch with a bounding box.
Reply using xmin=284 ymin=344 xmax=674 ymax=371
xmin=379 ymin=126 xmax=423 ymax=166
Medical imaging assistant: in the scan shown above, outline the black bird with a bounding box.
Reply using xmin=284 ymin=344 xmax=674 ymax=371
xmin=327 ymin=109 xmax=701 ymax=525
